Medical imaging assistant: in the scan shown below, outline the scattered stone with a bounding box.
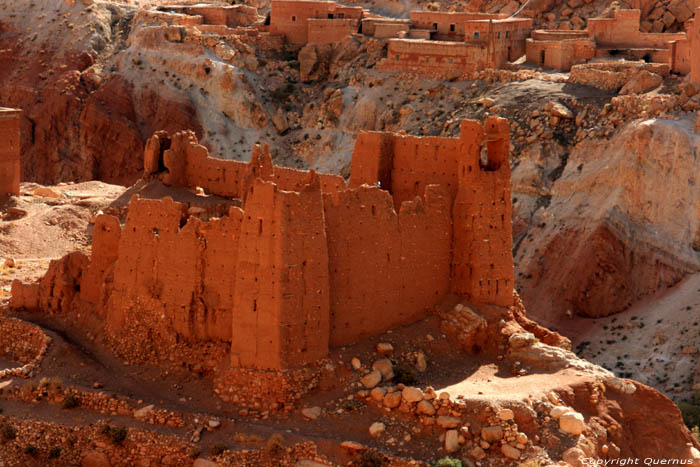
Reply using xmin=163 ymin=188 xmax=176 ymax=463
xmin=437 ymin=415 xmax=461 ymax=429
xmin=370 ymin=387 xmax=387 ymax=402
xmin=402 ymin=386 xmax=423 ymax=403
xmin=547 ymin=101 xmax=574 ymax=119
xmin=477 ymin=97 xmax=495 ymax=108
xmin=351 ymin=357 xmax=362 ymax=370
xmin=559 ymin=411 xmax=586 ymax=436
xmin=416 ymin=400 xmax=435 ymax=415
xmin=302 ymin=406 xmax=322 ymax=420
xmin=376 ymin=342 xmax=394 ymax=356
xmin=497 ymin=408 xmax=515 ymax=421
xmin=372 ymin=358 xmax=394 ymax=380
xmin=469 ymin=446 xmax=486 ymax=460
xmin=501 ymin=443 xmax=521 ymax=459
xmin=445 ymin=429 xmax=460 ymax=453
xmin=481 ymin=425 xmax=504 ymax=442
xmin=133 ymin=404 xmax=155 ymax=419
xmin=416 ymin=350 xmax=427 ymax=372
xmin=341 ymin=441 xmax=365 ymax=451
xmin=3 ymin=258 xmax=16 ymax=268
xmin=550 ymin=406 xmax=572 ymax=419
xmin=383 ymin=391 xmax=402 ymax=408
xmin=208 ymin=419 xmax=220 ymax=428
xmin=33 ymin=187 xmax=62 ymax=198
xmin=369 ymin=422 xmax=385 ymax=437
xmin=360 ymin=370 xmax=382 ymax=389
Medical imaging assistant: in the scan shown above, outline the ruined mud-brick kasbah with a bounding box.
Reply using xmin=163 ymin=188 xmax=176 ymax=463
xmin=5 ymin=0 xmax=700 ymax=404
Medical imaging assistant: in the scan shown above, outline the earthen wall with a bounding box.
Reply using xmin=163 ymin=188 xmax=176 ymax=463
xmin=12 ymin=118 xmax=514 ymax=370
xmin=0 ymin=108 xmax=21 ymax=197
xmin=307 ymin=19 xmax=357 ymax=44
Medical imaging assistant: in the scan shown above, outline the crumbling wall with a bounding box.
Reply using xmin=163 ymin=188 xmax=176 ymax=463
xmin=349 ymin=117 xmax=514 ymax=307
xmin=147 ymin=131 xmax=346 ymax=198
xmin=689 ymin=8 xmax=700 ymax=83
xmin=231 ymin=175 xmax=330 ymax=369
xmin=12 ymin=118 xmax=515 ymax=371
xmin=588 ymin=10 xmax=685 ymax=49
xmin=323 ymin=184 xmax=452 ymax=346
xmin=0 ymin=108 xmax=21 ymax=197
xmin=451 ymin=118 xmax=513 ymax=307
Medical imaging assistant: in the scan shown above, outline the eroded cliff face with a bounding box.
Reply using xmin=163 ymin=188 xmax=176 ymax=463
xmin=513 ymin=117 xmax=700 ymax=321
xmin=0 ymin=1 xmax=202 ymax=185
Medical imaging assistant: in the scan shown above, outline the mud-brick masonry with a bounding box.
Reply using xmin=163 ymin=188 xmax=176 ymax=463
xmin=11 ymin=117 xmax=514 ymax=372
xmin=0 ymin=107 xmax=21 ymax=197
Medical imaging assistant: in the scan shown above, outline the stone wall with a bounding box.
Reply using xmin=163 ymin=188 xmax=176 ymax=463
xmin=0 ymin=108 xmax=21 ymax=197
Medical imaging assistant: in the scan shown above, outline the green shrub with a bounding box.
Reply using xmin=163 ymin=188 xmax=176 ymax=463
xmin=265 ymin=433 xmax=284 ymax=456
xmin=435 ymin=457 xmax=462 ymax=467
xmin=210 ymin=442 xmax=227 ymax=455
xmin=392 ymin=363 xmax=418 ymax=385
xmin=62 ymin=393 xmax=80 ymax=409
xmin=100 ymin=425 xmax=127 ymax=445
xmin=0 ymin=423 xmax=17 ymax=442
xmin=23 ymin=444 xmax=38 ymax=456
xmin=679 ymin=401 xmax=700 ymax=429
xmin=356 ymin=448 xmax=386 ymax=467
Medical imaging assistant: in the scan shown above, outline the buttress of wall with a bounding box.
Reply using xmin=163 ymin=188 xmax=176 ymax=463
xmin=231 ymin=178 xmax=330 ymax=369
xmin=323 ymin=184 xmax=452 ymax=346
xmin=105 ymin=196 xmax=240 ymax=344
xmin=451 ymin=117 xmax=513 ymax=307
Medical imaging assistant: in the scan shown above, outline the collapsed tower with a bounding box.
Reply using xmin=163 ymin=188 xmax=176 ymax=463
xmin=11 ymin=117 xmax=514 ymax=373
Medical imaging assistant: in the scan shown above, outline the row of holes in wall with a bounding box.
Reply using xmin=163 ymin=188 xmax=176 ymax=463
xmin=291 ymin=13 xmax=346 ymax=21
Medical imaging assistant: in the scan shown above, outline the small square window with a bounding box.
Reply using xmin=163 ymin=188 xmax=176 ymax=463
xmin=396 ymin=54 xmax=400 ymax=61
xmin=425 ymin=56 xmax=430 ymax=63
xmin=433 ymin=23 xmax=438 ymax=29
xmin=292 ymin=16 xmax=296 ymax=21
xmin=448 ymin=58 xmax=453 ymax=64
xmin=474 ymin=32 xmax=479 ymax=39
xmin=497 ymin=32 xmax=500 ymax=39
xmin=450 ymin=24 xmax=455 ymax=32
xmin=506 ymin=31 xmax=509 ymax=38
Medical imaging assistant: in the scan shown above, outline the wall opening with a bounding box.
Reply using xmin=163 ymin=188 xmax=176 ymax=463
xmin=450 ymin=24 xmax=455 ymax=32
xmin=433 ymin=22 xmax=437 ymax=29
xmin=292 ymin=15 xmax=296 ymax=21
xmin=540 ymin=49 xmax=545 ymax=65
xmin=474 ymin=32 xmax=479 ymax=39
xmin=328 ymin=13 xmax=334 ymax=18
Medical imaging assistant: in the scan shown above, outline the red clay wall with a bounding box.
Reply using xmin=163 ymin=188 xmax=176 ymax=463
xmin=307 ymin=19 xmax=356 ymax=44
xmin=270 ymin=0 xmax=364 ymax=44
xmin=149 ymin=130 xmax=346 ymax=198
xmin=323 ymin=184 xmax=452 ymax=346
xmin=451 ymin=118 xmax=513 ymax=307
xmin=12 ymin=119 xmax=514 ymax=370
xmin=689 ymin=9 xmax=700 ymax=83
xmin=349 ymin=117 xmax=514 ymax=307
xmin=0 ymin=108 xmax=21 ymax=197
xmin=231 ymin=176 xmax=330 ymax=369
xmin=587 ymin=9 xmax=685 ymax=49
xmin=380 ymin=39 xmax=486 ymax=76
xmin=410 ymin=11 xmax=505 ymax=40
